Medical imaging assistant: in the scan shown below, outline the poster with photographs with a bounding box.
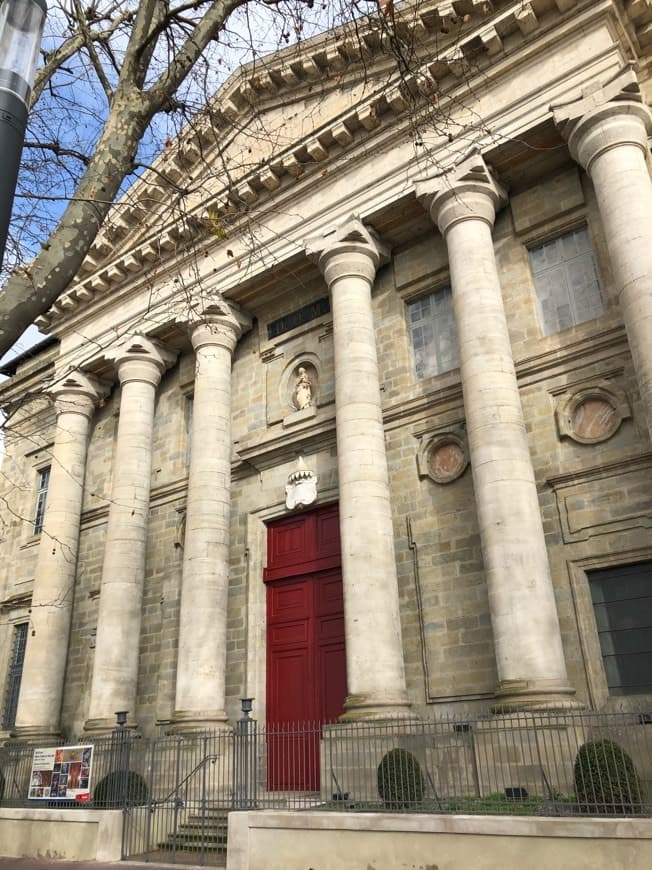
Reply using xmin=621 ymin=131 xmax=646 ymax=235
xmin=28 ymin=744 xmax=93 ymax=802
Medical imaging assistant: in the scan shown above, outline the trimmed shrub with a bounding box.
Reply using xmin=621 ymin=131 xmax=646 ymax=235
xmin=93 ymin=770 xmax=148 ymax=808
xmin=574 ymin=739 xmax=644 ymax=814
xmin=377 ymin=748 xmax=424 ymax=809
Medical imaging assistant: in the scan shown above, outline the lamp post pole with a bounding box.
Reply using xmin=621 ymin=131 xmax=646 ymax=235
xmin=0 ymin=0 xmax=47 ymax=267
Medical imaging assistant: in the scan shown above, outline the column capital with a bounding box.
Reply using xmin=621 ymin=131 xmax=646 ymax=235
xmin=49 ymin=370 xmax=111 ymax=419
xmin=551 ymin=64 xmax=652 ymax=173
xmin=107 ymin=334 xmax=177 ymax=386
xmin=176 ymin=291 xmax=252 ymax=354
xmin=415 ymin=152 xmax=507 ymax=238
xmin=305 ymin=214 xmax=390 ymax=287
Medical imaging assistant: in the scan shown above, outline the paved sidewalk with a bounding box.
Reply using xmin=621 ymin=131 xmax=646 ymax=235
xmin=0 ymin=860 xmax=222 ymax=869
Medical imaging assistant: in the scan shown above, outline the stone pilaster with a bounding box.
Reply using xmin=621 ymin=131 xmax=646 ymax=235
xmin=306 ymin=215 xmax=412 ymax=720
xmin=13 ymin=372 xmax=109 ymax=742
xmin=171 ymin=294 xmax=251 ymax=732
xmin=84 ymin=335 xmax=176 ymax=735
xmin=553 ymin=65 xmax=652 ymax=438
xmin=416 ymin=155 xmax=576 ymax=710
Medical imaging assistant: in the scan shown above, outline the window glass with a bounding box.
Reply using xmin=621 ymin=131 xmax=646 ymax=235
xmin=408 ymin=287 xmax=459 ymax=379
xmin=33 ymin=466 xmax=50 ymax=535
xmin=588 ymin=561 xmax=652 ymax=696
xmin=2 ymin=623 xmax=28 ymax=730
xmin=529 ymin=226 xmax=605 ymax=335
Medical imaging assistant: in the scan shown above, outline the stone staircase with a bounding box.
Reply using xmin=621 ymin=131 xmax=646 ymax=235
xmin=156 ymin=794 xmax=322 ymax=860
xmin=158 ymin=807 xmax=229 ymax=861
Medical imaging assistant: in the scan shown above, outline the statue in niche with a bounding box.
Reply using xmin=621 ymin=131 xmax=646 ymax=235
xmin=292 ymin=366 xmax=313 ymax=410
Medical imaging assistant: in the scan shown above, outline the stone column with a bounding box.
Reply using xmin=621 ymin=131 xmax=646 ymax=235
xmin=84 ymin=335 xmax=176 ymax=734
xmin=13 ymin=372 xmax=109 ymax=741
xmin=171 ymin=298 xmax=251 ymax=732
xmin=417 ymin=156 xmax=575 ymax=710
xmin=553 ymin=65 xmax=652 ymax=437
xmin=307 ymin=216 xmax=412 ymax=720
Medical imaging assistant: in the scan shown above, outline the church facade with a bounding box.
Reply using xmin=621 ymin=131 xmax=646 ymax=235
xmin=1 ymin=0 xmax=651 ymax=751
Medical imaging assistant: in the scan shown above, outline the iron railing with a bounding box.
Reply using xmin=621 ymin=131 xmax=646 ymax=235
xmin=0 ymin=707 xmax=651 ymax=865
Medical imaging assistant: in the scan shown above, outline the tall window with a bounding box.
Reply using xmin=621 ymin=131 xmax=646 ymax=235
xmin=529 ymin=225 xmax=605 ymax=335
xmin=185 ymin=396 xmax=193 ymax=466
xmin=589 ymin=561 xmax=652 ymax=696
xmin=33 ymin=466 xmax=50 ymax=535
xmin=2 ymin=623 xmax=28 ymax=730
xmin=408 ymin=287 xmax=459 ymax=380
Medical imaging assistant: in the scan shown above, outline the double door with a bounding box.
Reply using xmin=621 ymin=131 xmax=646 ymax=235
xmin=265 ymin=506 xmax=347 ymax=789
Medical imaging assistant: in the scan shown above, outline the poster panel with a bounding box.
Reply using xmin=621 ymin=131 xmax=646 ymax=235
xmin=28 ymin=744 xmax=93 ymax=802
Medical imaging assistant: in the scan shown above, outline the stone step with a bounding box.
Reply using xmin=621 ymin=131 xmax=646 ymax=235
xmin=180 ymin=818 xmax=229 ymax=832
xmin=159 ymin=830 xmax=227 ymax=848
xmin=158 ymin=840 xmax=227 ymax=853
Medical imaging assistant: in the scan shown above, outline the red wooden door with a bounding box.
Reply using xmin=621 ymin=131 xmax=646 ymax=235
xmin=265 ymin=506 xmax=346 ymax=790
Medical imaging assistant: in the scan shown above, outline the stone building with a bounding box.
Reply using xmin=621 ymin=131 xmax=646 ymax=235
xmin=0 ymin=0 xmax=651 ymax=759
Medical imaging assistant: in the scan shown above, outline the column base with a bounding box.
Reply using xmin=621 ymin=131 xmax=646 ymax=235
xmin=83 ymin=716 xmax=139 ymax=737
xmin=492 ymin=679 xmax=581 ymax=713
xmin=167 ymin=709 xmax=230 ymax=734
xmin=10 ymin=724 xmax=63 ymax=743
xmin=339 ymin=691 xmax=415 ymax=723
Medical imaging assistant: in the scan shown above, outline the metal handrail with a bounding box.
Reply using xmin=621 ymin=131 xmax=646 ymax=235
xmin=150 ymin=752 xmax=220 ymax=808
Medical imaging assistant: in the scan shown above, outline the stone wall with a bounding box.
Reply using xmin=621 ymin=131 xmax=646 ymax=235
xmin=226 ymin=812 xmax=652 ymax=870
xmin=1 ymin=145 xmax=651 ymax=737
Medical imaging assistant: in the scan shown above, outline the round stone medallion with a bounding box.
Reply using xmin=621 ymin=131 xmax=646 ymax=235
xmin=428 ymin=439 xmax=467 ymax=484
xmin=571 ymin=397 xmax=618 ymax=443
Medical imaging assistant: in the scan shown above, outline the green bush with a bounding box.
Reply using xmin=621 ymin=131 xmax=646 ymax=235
xmin=574 ymin=739 xmax=644 ymax=814
xmin=377 ymin=748 xmax=424 ymax=809
xmin=93 ymin=770 xmax=148 ymax=808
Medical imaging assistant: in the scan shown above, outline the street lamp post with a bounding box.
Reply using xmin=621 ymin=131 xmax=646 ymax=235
xmin=0 ymin=0 xmax=47 ymax=267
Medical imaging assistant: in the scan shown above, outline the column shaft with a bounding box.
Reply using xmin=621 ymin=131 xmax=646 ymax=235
xmin=447 ymin=217 xmax=571 ymax=703
xmin=308 ymin=218 xmax=411 ymax=720
xmin=586 ymin=146 xmax=652 ymax=433
xmin=172 ymin=318 xmax=243 ymax=731
xmin=552 ymin=68 xmax=652 ymax=437
xmin=417 ymin=157 xmax=575 ymax=709
xmin=14 ymin=375 xmax=106 ymax=741
xmin=85 ymin=338 xmax=174 ymax=733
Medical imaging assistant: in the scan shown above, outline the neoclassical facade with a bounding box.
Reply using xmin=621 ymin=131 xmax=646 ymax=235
xmin=1 ymin=0 xmax=652 ymax=746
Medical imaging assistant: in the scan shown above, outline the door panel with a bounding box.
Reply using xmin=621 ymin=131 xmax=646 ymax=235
xmin=265 ymin=507 xmax=346 ymax=791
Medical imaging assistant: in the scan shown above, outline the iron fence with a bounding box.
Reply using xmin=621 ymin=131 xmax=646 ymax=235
xmin=1 ymin=707 xmax=651 ymax=865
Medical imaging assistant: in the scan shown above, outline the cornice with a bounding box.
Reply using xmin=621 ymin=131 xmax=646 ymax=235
xmin=35 ymin=0 xmax=612 ymax=334
xmin=0 ymin=591 xmax=33 ymax=612
xmin=546 ymin=449 xmax=652 ymax=488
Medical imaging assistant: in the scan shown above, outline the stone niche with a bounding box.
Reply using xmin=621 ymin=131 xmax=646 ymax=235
xmin=281 ymin=356 xmax=321 ymax=427
xmin=262 ymin=327 xmax=334 ymax=428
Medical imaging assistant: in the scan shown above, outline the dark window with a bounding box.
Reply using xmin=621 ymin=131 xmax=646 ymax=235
xmin=529 ymin=225 xmax=605 ymax=335
xmin=2 ymin=623 xmax=28 ymax=729
xmin=408 ymin=287 xmax=459 ymax=380
xmin=589 ymin=561 xmax=652 ymax=696
xmin=33 ymin=466 xmax=50 ymax=535
xmin=267 ymin=298 xmax=330 ymax=340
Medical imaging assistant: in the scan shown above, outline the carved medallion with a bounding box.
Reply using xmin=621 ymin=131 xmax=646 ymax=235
xmin=556 ymin=384 xmax=630 ymax=445
xmin=571 ymin=398 xmax=618 ymax=441
xmin=417 ymin=429 xmax=469 ymax=485
xmin=429 ymin=441 xmax=466 ymax=483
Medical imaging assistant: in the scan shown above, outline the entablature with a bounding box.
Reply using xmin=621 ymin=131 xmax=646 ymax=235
xmin=32 ymin=0 xmax=648 ymax=362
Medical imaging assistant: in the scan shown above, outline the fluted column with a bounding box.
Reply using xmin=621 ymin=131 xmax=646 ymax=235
xmin=553 ymin=65 xmax=652 ymax=438
xmin=85 ymin=335 xmax=176 ymax=734
xmin=417 ymin=155 xmax=575 ymax=710
xmin=307 ymin=216 xmax=412 ymax=720
xmin=171 ymin=298 xmax=250 ymax=732
xmin=13 ymin=372 xmax=109 ymax=741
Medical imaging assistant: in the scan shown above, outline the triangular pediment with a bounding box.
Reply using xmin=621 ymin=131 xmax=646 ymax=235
xmin=36 ymin=0 xmax=652 ymax=332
